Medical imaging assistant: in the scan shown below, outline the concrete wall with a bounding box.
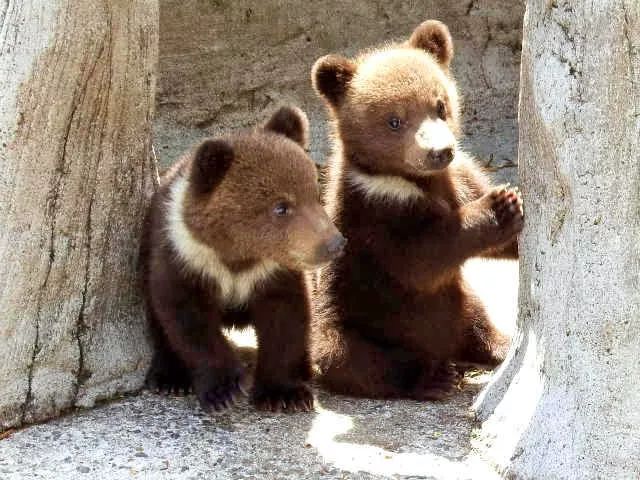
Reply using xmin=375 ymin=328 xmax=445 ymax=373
xmin=156 ymin=0 xmax=524 ymax=183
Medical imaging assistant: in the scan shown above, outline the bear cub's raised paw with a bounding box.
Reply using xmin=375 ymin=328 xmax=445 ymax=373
xmin=489 ymin=186 xmax=524 ymax=232
xmin=473 ymin=185 xmax=524 ymax=246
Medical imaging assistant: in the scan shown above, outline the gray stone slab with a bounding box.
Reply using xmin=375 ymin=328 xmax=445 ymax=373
xmin=0 ymin=379 xmax=499 ymax=480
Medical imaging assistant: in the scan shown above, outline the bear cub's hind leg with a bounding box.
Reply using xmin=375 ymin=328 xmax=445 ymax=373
xmin=456 ymin=292 xmax=511 ymax=367
xmin=315 ymin=326 xmax=460 ymax=400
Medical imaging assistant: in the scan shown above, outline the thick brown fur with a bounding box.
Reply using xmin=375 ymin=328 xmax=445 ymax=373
xmin=141 ymin=106 xmax=344 ymax=413
xmin=311 ymin=21 xmax=523 ymax=400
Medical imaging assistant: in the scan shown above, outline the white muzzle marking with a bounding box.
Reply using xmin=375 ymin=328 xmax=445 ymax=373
xmin=415 ymin=118 xmax=456 ymax=152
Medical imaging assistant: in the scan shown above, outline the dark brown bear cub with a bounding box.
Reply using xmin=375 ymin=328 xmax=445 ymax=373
xmin=311 ymin=21 xmax=523 ymax=400
xmin=141 ymin=106 xmax=345 ymax=413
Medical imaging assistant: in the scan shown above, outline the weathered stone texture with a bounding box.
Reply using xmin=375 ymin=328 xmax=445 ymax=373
xmin=156 ymin=0 xmax=524 ymax=183
xmin=0 ymin=1 xmax=158 ymax=429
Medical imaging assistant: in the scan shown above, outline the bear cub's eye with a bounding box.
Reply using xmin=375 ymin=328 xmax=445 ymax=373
xmin=388 ymin=117 xmax=402 ymax=130
xmin=273 ymin=201 xmax=292 ymax=217
xmin=437 ymin=100 xmax=447 ymax=121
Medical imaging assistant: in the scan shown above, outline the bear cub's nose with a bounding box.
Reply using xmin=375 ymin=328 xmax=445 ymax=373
xmin=428 ymin=147 xmax=454 ymax=167
xmin=325 ymin=234 xmax=347 ymax=258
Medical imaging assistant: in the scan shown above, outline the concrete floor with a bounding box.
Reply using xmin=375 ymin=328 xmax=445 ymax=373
xmin=0 ymin=379 xmax=501 ymax=480
xmin=0 ymin=259 xmax=517 ymax=480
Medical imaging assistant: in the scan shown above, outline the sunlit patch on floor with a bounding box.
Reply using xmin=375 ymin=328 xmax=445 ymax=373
xmin=472 ymin=328 xmax=545 ymax=469
xmin=306 ymin=395 xmax=501 ymax=479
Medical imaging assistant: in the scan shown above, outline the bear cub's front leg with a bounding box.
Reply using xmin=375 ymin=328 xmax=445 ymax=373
xmin=193 ymin=363 xmax=248 ymax=412
xmin=188 ymin=327 xmax=249 ymax=412
xmin=249 ymin=276 xmax=315 ymax=413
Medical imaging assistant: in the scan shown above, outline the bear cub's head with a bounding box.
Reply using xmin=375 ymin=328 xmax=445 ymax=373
xmin=313 ymin=20 xmax=460 ymax=179
xmin=180 ymin=106 xmax=345 ymax=271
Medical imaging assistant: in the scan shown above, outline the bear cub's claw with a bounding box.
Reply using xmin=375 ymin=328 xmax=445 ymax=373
xmin=194 ymin=366 xmax=248 ymax=413
xmin=146 ymin=351 xmax=193 ymax=395
xmin=252 ymin=383 xmax=314 ymax=413
xmin=489 ymin=186 xmax=524 ymax=235
xmin=146 ymin=374 xmax=192 ymax=396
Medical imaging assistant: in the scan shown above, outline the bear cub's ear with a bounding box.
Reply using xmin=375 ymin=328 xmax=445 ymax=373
xmin=190 ymin=139 xmax=234 ymax=194
xmin=264 ymin=106 xmax=310 ymax=149
xmin=408 ymin=20 xmax=454 ymax=69
xmin=312 ymin=54 xmax=356 ymax=108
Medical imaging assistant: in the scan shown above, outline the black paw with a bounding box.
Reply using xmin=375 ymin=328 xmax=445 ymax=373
xmin=146 ymin=351 xmax=192 ymax=395
xmin=193 ymin=366 xmax=248 ymax=413
xmin=252 ymin=383 xmax=314 ymax=413
xmin=410 ymin=361 xmax=461 ymax=401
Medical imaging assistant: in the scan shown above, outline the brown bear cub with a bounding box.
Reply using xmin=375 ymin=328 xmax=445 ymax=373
xmin=141 ymin=106 xmax=345 ymax=413
xmin=311 ymin=20 xmax=523 ymax=400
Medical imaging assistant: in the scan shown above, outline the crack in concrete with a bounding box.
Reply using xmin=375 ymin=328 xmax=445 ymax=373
xmin=623 ymin=7 xmax=632 ymax=58
xmin=21 ymin=73 xmax=79 ymax=425
xmin=0 ymin=0 xmax=10 ymax=38
xmin=20 ymin=24 xmax=85 ymax=420
xmin=479 ymin=16 xmax=492 ymax=90
xmin=73 ymin=189 xmax=93 ymax=401
xmin=72 ymin=10 xmax=112 ymax=404
xmin=21 ymin=3 xmax=113 ymax=419
xmin=20 ymin=313 xmax=40 ymax=424
xmin=465 ymin=0 xmax=475 ymax=16
xmin=622 ymin=2 xmax=637 ymax=118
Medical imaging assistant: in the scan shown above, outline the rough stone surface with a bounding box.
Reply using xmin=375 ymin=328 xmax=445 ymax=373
xmin=474 ymin=2 xmax=640 ymax=478
xmin=155 ymin=0 xmax=523 ymax=184
xmin=0 ymin=1 xmax=157 ymax=429
xmin=0 ymin=382 xmax=499 ymax=480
